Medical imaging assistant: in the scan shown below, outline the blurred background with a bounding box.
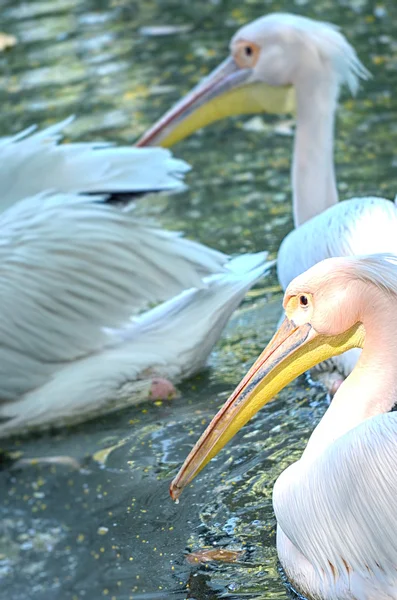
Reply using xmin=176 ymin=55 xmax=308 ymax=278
xmin=0 ymin=0 xmax=396 ymax=599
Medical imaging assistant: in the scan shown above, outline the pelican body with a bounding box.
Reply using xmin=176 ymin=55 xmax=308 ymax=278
xmin=138 ymin=13 xmax=397 ymax=380
xmin=170 ymin=253 xmax=397 ymax=600
xmin=0 ymin=118 xmax=273 ymax=437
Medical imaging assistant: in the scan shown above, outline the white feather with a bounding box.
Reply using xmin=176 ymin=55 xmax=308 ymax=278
xmin=0 ymin=116 xmax=190 ymax=211
xmin=0 ymin=191 xmax=231 ymax=402
xmin=277 ymin=197 xmax=397 ymax=290
xmin=274 ymin=412 xmax=397 ymax=600
xmin=0 ymin=252 xmax=273 ymax=436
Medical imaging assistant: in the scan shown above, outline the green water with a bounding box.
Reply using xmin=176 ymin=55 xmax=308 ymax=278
xmin=0 ymin=0 xmax=396 ymax=598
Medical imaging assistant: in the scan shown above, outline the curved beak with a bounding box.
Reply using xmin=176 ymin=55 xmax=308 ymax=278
xmin=170 ymin=317 xmax=365 ymax=501
xmin=137 ymin=57 xmax=295 ymax=148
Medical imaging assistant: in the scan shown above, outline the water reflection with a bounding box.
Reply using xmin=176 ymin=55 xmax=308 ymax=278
xmin=0 ymin=0 xmax=396 ymax=598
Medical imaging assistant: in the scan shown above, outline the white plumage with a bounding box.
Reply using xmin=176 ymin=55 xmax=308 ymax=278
xmin=0 ymin=116 xmax=190 ymax=207
xmin=275 ymin=412 xmax=397 ymax=599
xmin=0 ymin=252 xmax=272 ymax=437
xmin=0 ymin=119 xmax=273 ymax=437
xmin=277 ymin=196 xmax=397 ymax=289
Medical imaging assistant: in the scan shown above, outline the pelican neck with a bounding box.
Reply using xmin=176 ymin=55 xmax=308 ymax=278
xmin=292 ymin=71 xmax=340 ymax=227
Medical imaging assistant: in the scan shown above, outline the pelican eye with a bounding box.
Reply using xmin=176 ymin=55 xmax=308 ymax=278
xmin=233 ymin=40 xmax=260 ymax=68
xmin=299 ymin=295 xmax=309 ymax=307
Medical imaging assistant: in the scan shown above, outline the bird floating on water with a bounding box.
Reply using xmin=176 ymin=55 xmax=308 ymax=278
xmin=138 ymin=13 xmax=397 ymax=384
xmin=0 ymin=117 xmax=272 ymax=438
xmin=171 ymin=253 xmax=397 ymax=600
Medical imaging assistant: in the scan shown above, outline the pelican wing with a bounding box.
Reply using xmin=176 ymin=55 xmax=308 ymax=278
xmin=277 ymin=196 xmax=397 ymax=290
xmin=0 ymin=192 xmax=227 ymax=401
xmin=0 ymin=252 xmax=273 ymax=436
xmin=274 ymin=411 xmax=397 ymax=596
xmin=0 ymin=117 xmax=189 ymax=211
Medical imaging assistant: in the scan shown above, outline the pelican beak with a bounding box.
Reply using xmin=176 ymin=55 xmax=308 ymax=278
xmin=170 ymin=316 xmax=365 ymax=501
xmin=137 ymin=57 xmax=295 ymax=148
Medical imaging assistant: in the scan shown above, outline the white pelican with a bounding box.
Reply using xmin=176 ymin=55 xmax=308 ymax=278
xmin=138 ymin=13 xmax=397 ymax=381
xmin=170 ymin=253 xmax=397 ymax=600
xmin=0 ymin=118 xmax=273 ymax=437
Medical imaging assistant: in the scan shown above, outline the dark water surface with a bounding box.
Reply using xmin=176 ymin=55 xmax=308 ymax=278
xmin=0 ymin=0 xmax=396 ymax=598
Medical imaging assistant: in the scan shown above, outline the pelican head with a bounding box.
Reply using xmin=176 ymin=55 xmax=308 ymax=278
xmin=168 ymin=254 xmax=397 ymax=499
xmin=138 ymin=13 xmax=369 ymax=148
